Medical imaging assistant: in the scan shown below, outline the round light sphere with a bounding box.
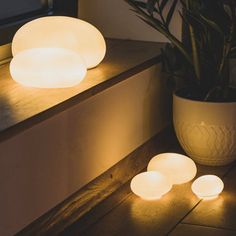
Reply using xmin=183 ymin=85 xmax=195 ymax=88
xmin=130 ymin=171 xmax=172 ymax=200
xmin=10 ymin=48 xmax=87 ymax=88
xmin=12 ymin=16 xmax=106 ymax=69
xmin=147 ymin=153 xmax=197 ymax=185
xmin=191 ymin=175 xmax=224 ymax=199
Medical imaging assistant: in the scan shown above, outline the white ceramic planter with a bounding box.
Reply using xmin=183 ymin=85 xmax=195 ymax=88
xmin=173 ymin=93 xmax=236 ymax=166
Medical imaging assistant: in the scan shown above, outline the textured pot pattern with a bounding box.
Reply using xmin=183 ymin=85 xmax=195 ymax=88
xmin=173 ymin=93 xmax=236 ymax=166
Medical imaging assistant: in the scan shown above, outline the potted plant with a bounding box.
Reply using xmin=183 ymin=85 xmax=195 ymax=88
xmin=125 ymin=0 xmax=236 ymax=166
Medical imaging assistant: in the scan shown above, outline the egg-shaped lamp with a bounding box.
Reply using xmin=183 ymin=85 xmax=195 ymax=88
xmin=130 ymin=171 xmax=172 ymax=200
xmin=10 ymin=48 xmax=87 ymax=88
xmin=191 ymin=175 xmax=224 ymax=199
xmin=147 ymin=153 xmax=197 ymax=185
xmin=12 ymin=16 xmax=106 ymax=69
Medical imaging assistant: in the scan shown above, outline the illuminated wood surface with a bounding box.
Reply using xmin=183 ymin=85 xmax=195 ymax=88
xmin=78 ymin=162 xmax=235 ymax=236
xmin=15 ymin=127 xmax=236 ymax=236
xmin=0 ymin=39 xmax=162 ymax=142
xmin=183 ymin=164 xmax=236 ymax=230
xmin=16 ymin=127 xmax=175 ymax=236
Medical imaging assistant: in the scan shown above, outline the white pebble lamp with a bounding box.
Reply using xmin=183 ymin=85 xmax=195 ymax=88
xmin=130 ymin=171 xmax=172 ymax=200
xmin=191 ymin=175 xmax=224 ymax=199
xmin=12 ymin=16 xmax=106 ymax=69
xmin=10 ymin=48 xmax=87 ymax=88
xmin=147 ymin=153 xmax=197 ymax=184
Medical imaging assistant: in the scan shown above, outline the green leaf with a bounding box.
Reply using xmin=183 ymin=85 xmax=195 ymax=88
xmin=166 ymin=0 xmax=178 ymax=27
xmin=125 ymin=0 xmax=192 ymax=64
xmin=229 ymin=46 xmax=236 ymax=58
xmin=131 ymin=1 xmax=147 ymax=9
xmin=147 ymin=0 xmax=157 ymax=15
xmin=199 ymin=14 xmax=224 ymax=35
xmin=127 ymin=0 xmax=159 ymax=14
xmin=136 ymin=15 xmax=165 ymax=31
xmin=159 ymin=0 xmax=169 ymax=11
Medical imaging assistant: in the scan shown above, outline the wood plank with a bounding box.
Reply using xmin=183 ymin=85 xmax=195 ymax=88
xmin=16 ymin=127 xmax=174 ymax=236
xmin=169 ymin=224 xmax=236 ymax=236
xmin=0 ymin=39 xmax=162 ymax=142
xmin=62 ymin=130 xmax=186 ymax=236
xmin=80 ymin=162 xmax=234 ymax=236
xmin=183 ymin=163 xmax=236 ymax=231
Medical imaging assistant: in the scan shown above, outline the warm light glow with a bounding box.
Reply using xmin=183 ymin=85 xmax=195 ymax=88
xmin=12 ymin=16 xmax=106 ymax=69
xmin=10 ymin=48 xmax=87 ymax=88
xmin=147 ymin=153 xmax=197 ymax=184
xmin=130 ymin=171 xmax=172 ymax=200
xmin=191 ymin=175 xmax=224 ymax=199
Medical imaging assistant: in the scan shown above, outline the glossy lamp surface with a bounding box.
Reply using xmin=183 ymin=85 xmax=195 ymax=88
xmin=12 ymin=16 xmax=106 ymax=69
xmin=10 ymin=48 xmax=87 ymax=88
xmin=191 ymin=175 xmax=224 ymax=198
xmin=130 ymin=171 xmax=172 ymax=200
xmin=147 ymin=153 xmax=197 ymax=184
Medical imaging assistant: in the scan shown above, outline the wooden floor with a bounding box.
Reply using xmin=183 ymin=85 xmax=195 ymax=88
xmin=64 ymin=153 xmax=236 ymax=235
xmin=15 ymin=129 xmax=236 ymax=236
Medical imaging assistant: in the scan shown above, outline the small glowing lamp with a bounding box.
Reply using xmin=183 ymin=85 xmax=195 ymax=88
xmin=130 ymin=171 xmax=172 ymax=200
xmin=147 ymin=153 xmax=197 ymax=184
xmin=12 ymin=16 xmax=106 ymax=69
xmin=10 ymin=48 xmax=87 ymax=88
xmin=191 ymin=175 xmax=224 ymax=199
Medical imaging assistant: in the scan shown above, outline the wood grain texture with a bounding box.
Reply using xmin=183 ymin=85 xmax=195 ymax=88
xmin=81 ymin=162 xmax=234 ymax=236
xmin=16 ymin=126 xmax=174 ymax=236
xmin=0 ymin=39 xmax=163 ymax=142
xmin=169 ymin=224 xmax=236 ymax=236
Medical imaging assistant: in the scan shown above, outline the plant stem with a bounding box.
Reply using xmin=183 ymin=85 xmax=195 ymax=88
xmin=186 ymin=0 xmax=201 ymax=81
xmin=218 ymin=3 xmax=235 ymax=87
xmin=154 ymin=22 xmax=193 ymax=64
xmin=156 ymin=1 xmax=166 ymax=25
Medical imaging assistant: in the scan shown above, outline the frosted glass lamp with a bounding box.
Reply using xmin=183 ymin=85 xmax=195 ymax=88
xmin=10 ymin=48 xmax=87 ymax=88
xmin=12 ymin=16 xmax=106 ymax=69
xmin=147 ymin=153 xmax=197 ymax=184
xmin=191 ymin=175 xmax=224 ymax=199
xmin=130 ymin=171 xmax=172 ymax=200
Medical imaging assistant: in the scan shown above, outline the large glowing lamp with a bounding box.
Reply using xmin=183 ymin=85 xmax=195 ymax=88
xmin=130 ymin=171 xmax=172 ymax=200
xmin=10 ymin=48 xmax=87 ymax=88
xmin=191 ymin=175 xmax=224 ymax=199
xmin=147 ymin=153 xmax=197 ymax=184
xmin=12 ymin=16 xmax=106 ymax=69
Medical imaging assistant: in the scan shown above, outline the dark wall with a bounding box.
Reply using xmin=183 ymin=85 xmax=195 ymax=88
xmin=0 ymin=0 xmax=78 ymax=45
xmin=0 ymin=0 xmax=47 ymax=20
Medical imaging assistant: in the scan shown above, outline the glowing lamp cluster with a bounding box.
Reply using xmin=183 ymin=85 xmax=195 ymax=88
xmin=10 ymin=48 xmax=87 ymax=88
xmin=192 ymin=175 xmax=224 ymax=199
xmin=130 ymin=171 xmax=172 ymax=200
xmin=10 ymin=16 xmax=106 ymax=88
xmin=130 ymin=152 xmax=224 ymax=201
xmin=147 ymin=153 xmax=197 ymax=184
